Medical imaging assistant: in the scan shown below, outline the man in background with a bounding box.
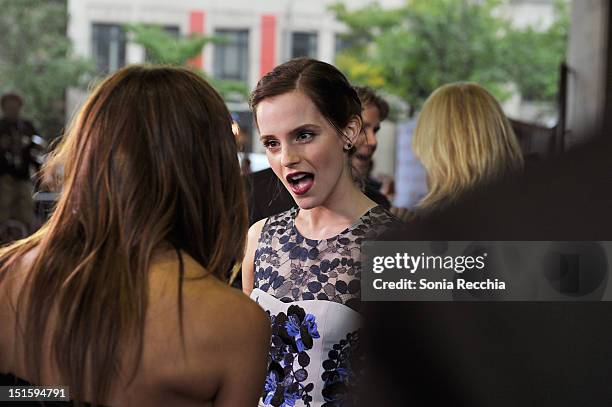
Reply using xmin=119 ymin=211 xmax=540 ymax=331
xmin=352 ymin=86 xmax=391 ymax=193
xmin=0 ymin=93 xmax=40 ymax=230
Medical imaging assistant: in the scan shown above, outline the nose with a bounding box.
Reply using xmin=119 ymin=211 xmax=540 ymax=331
xmin=365 ymin=129 xmax=377 ymax=149
xmin=280 ymin=145 xmax=300 ymax=167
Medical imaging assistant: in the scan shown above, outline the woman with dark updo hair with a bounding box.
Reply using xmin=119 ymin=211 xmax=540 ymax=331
xmin=243 ymin=58 xmax=402 ymax=406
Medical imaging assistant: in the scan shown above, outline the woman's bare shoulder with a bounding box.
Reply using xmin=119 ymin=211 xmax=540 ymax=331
xmin=189 ymin=272 xmax=270 ymax=340
xmin=0 ymin=246 xmax=40 ymax=297
xmin=248 ymin=218 xmax=267 ymax=241
xmin=144 ymin=251 xmax=270 ymax=391
xmin=150 ymin=250 xmax=270 ymax=337
xmin=247 ymin=218 xmax=268 ymax=252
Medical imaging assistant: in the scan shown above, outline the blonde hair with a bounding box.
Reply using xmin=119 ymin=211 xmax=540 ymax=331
xmin=413 ymin=82 xmax=524 ymax=211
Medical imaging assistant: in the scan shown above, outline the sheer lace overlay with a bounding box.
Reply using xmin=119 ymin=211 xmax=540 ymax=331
xmin=253 ymin=206 xmax=402 ymax=311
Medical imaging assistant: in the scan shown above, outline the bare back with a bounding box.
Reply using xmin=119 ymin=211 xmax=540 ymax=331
xmin=0 ymin=248 xmax=270 ymax=406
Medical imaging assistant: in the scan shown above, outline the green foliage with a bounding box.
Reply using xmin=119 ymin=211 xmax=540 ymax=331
xmin=335 ymin=54 xmax=386 ymax=88
xmin=332 ymin=0 xmax=568 ymax=113
xmin=126 ymin=24 xmax=248 ymax=101
xmin=0 ymin=0 xmax=93 ymax=138
xmin=126 ymin=23 xmax=212 ymax=65
xmin=502 ymin=0 xmax=569 ymax=101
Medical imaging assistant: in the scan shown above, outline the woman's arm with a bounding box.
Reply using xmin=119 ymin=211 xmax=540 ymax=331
xmin=242 ymin=219 xmax=266 ymax=296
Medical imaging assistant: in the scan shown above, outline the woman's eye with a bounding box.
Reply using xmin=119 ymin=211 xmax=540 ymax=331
xmin=263 ymin=140 xmax=280 ymax=150
xmin=296 ymin=132 xmax=314 ymax=141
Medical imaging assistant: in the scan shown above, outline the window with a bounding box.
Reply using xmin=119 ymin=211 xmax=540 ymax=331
xmin=163 ymin=26 xmax=180 ymax=37
xmin=291 ymin=32 xmax=318 ymax=59
xmin=214 ymin=29 xmax=249 ymax=82
xmin=92 ymin=24 xmax=126 ymax=73
xmin=335 ymin=33 xmax=355 ymax=56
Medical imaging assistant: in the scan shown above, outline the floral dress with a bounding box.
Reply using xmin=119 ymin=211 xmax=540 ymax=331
xmin=251 ymin=206 xmax=402 ymax=407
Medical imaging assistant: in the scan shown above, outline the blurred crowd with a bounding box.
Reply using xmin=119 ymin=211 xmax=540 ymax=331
xmin=0 ymin=92 xmax=48 ymax=242
xmin=0 ymin=59 xmax=608 ymax=407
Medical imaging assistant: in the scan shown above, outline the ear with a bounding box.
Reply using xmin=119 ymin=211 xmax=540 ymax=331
xmin=343 ymin=114 xmax=363 ymax=146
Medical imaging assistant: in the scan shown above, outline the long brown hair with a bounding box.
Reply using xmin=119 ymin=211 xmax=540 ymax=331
xmin=0 ymin=65 xmax=247 ymax=403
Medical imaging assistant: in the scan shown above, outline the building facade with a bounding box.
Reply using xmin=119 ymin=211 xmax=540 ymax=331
xmin=66 ymin=0 xmax=403 ymax=157
xmin=66 ymin=0 xmax=558 ymax=203
xmin=67 ymin=0 xmax=405 ymax=90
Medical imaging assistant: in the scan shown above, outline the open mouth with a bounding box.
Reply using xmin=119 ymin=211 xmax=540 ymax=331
xmin=286 ymin=172 xmax=315 ymax=196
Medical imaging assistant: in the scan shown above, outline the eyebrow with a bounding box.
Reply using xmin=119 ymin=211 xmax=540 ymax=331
xmin=259 ymin=123 xmax=322 ymax=139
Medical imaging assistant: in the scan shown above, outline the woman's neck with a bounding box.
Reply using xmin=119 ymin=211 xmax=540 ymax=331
xmin=295 ymin=175 xmax=376 ymax=240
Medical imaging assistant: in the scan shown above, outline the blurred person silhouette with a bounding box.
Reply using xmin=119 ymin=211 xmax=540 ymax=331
xmin=410 ymin=82 xmax=524 ymax=216
xmin=247 ymin=85 xmax=392 ymax=226
xmin=0 ymin=219 xmax=29 ymax=243
xmin=0 ymin=93 xmax=42 ymax=230
xmin=362 ymin=131 xmax=612 ymax=407
xmin=243 ymin=58 xmax=403 ymax=407
xmin=361 ymin=82 xmax=612 ymax=407
xmin=0 ymin=66 xmax=270 ymax=406
xmin=241 ymin=156 xmax=253 ymax=175
xmin=352 ymin=86 xmax=390 ymax=191
xmin=377 ymin=173 xmax=395 ymax=202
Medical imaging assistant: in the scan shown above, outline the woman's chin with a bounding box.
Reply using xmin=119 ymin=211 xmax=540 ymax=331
xmin=293 ymin=196 xmax=320 ymax=211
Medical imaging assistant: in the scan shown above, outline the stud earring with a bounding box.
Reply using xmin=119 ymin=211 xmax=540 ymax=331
xmin=343 ymin=142 xmax=353 ymax=151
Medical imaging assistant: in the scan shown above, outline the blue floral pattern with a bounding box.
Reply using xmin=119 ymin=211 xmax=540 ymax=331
xmin=254 ymin=206 xmax=403 ymax=405
xmin=262 ymin=305 xmax=319 ymax=407
xmin=321 ymin=330 xmax=363 ymax=407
